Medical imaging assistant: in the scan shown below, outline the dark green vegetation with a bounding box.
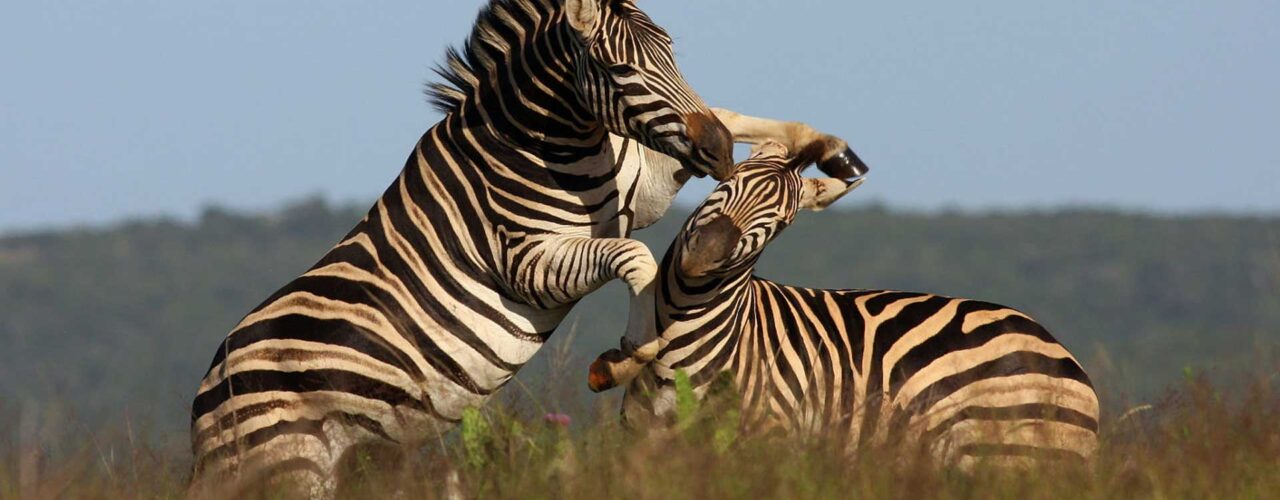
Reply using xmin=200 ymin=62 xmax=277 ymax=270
xmin=1 ymin=197 xmax=1277 ymax=497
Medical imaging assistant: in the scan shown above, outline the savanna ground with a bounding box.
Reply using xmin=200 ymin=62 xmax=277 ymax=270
xmin=3 ymin=351 xmax=1277 ymax=499
xmin=2 ymin=205 xmax=1277 ymax=498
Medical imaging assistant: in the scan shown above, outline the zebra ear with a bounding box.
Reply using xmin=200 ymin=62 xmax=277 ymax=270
xmin=799 ymin=177 xmax=864 ymax=212
xmin=564 ymin=0 xmax=603 ymax=39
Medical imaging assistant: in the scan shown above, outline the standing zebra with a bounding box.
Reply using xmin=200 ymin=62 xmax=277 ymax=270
xmin=188 ymin=0 xmax=867 ymax=496
xmin=590 ymin=142 xmax=1099 ymax=468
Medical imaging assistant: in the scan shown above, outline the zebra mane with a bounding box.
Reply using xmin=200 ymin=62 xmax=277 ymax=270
xmin=426 ymin=0 xmax=560 ymax=114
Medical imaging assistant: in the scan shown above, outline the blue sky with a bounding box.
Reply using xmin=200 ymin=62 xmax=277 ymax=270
xmin=1 ymin=1 xmax=1277 ymax=232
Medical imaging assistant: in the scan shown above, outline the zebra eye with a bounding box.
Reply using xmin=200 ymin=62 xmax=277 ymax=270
xmin=607 ymin=64 xmax=639 ymax=77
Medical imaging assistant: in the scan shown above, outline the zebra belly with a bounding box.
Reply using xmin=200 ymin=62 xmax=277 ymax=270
xmin=753 ymin=353 xmax=1100 ymax=464
xmin=746 ymin=291 xmax=1100 ymax=463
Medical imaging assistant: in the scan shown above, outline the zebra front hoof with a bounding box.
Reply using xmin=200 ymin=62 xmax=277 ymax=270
xmin=588 ymin=349 xmax=626 ymax=392
xmin=818 ymin=147 xmax=870 ymax=179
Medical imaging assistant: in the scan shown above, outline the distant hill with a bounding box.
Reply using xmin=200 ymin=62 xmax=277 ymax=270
xmin=2 ymin=197 xmax=1277 ymax=441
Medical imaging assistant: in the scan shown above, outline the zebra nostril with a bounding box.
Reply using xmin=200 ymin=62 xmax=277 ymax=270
xmin=684 ymin=111 xmax=734 ymax=179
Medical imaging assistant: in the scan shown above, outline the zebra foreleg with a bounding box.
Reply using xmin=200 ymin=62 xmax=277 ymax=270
xmin=587 ymin=334 xmax=662 ymax=392
xmin=710 ymin=107 xmax=870 ymax=179
xmin=508 ymin=235 xmax=659 ymax=349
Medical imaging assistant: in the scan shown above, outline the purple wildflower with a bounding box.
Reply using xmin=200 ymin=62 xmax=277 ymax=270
xmin=542 ymin=412 xmax=572 ymax=427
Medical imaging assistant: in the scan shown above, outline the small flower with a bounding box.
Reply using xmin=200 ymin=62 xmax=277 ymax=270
xmin=543 ymin=412 xmax=572 ymax=427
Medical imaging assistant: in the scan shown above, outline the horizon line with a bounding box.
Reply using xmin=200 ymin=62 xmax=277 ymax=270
xmin=3 ymin=194 xmax=1277 ymax=238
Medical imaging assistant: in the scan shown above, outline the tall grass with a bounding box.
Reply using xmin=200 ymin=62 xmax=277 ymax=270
xmin=3 ymin=365 xmax=1278 ymax=499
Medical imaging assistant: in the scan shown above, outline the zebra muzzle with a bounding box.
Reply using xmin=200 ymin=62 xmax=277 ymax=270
xmin=678 ymin=215 xmax=741 ymax=277
xmin=684 ymin=111 xmax=734 ymax=180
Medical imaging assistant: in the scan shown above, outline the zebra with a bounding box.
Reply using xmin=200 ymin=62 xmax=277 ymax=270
xmin=188 ymin=0 xmax=868 ymax=496
xmin=589 ymin=141 xmax=1099 ymax=469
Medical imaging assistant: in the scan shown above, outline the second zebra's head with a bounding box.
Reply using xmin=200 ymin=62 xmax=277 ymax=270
xmin=676 ymin=141 xmax=865 ymax=279
xmin=564 ymin=0 xmax=734 ymax=179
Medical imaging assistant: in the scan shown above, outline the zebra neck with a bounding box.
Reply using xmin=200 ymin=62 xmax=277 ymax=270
xmin=374 ymin=117 xmax=576 ymax=335
xmin=655 ymin=266 xmax=755 ymax=367
xmin=657 ymin=251 xmax=757 ymax=317
xmin=450 ymin=18 xmax=606 ymax=163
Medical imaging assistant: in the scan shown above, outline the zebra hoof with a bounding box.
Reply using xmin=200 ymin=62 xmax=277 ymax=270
xmin=588 ymin=349 xmax=626 ymax=392
xmin=818 ymin=147 xmax=870 ymax=179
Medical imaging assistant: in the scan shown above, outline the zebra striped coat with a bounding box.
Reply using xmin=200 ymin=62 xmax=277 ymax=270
xmin=591 ymin=142 xmax=1099 ymax=468
xmin=188 ymin=0 xmax=866 ymax=495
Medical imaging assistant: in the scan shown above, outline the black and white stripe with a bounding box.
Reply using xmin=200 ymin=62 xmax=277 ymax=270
xmin=595 ymin=143 xmax=1099 ymax=468
xmin=188 ymin=0 xmax=737 ymax=494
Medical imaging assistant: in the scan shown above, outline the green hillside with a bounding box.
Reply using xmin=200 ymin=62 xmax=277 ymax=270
xmin=1 ymin=197 xmax=1277 ymax=444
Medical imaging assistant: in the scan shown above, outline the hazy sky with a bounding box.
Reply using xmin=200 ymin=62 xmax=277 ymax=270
xmin=2 ymin=1 xmax=1277 ymax=232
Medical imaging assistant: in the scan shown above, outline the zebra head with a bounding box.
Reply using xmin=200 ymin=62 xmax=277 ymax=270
xmin=565 ymin=0 xmax=734 ymax=179
xmin=677 ymin=141 xmax=865 ymax=278
xmin=586 ymin=142 xmax=866 ymax=395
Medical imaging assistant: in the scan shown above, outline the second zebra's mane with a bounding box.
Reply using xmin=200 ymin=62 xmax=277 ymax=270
xmin=426 ymin=0 xmax=558 ymax=113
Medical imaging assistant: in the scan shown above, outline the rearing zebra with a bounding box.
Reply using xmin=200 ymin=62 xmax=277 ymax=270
xmin=590 ymin=142 xmax=1099 ymax=468
xmin=189 ymin=0 xmax=866 ymax=496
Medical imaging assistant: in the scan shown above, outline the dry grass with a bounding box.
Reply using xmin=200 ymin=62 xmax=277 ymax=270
xmin=3 ymin=368 xmax=1278 ymax=499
